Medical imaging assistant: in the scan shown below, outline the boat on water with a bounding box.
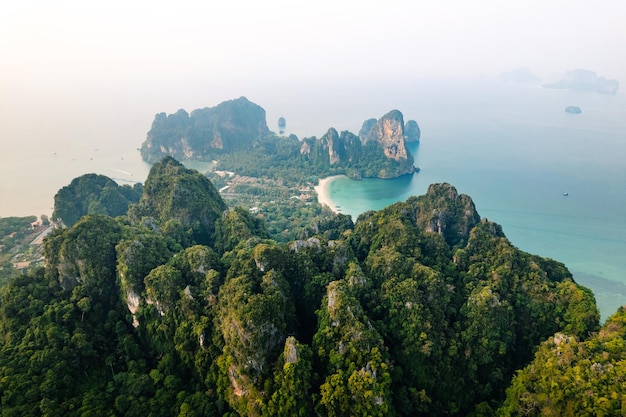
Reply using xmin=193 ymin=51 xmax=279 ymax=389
xmin=563 ymin=192 xmax=569 ymax=196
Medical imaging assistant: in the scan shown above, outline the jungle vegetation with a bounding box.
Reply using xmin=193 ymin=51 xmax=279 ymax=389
xmin=0 ymin=157 xmax=617 ymax=417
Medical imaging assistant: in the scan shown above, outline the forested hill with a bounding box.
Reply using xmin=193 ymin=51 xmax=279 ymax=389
xmin=0 ymin=158 xmax=608 ymax=416
xmin=139 ymin=97 xmax=418 ymax=179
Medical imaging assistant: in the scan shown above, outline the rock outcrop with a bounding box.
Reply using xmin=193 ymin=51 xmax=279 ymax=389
xmin=404 ymin=119 xmax=421 ymax=142
xmin=409 ymin=183 xmax=484 ymax=247
xmin=325 ymin=128 xmax=343 ymax=165
xmin=299 ymin=128 xmax=362 ymax=168
xmin=140 ymin=97 xmax=270 ymax=163
xmin=129 ymin=156 xmax=227 ymax=245
xmin=142 ymin=98 xmax=419 ymax=179
xmin=358 ymin=118 xmax=377 ymax=140
xmin=360 ymin=110 xmax=408 ymax=161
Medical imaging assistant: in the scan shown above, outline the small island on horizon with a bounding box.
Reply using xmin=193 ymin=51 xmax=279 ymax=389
xmin=565 ymin=106 xmax=582 ymax=114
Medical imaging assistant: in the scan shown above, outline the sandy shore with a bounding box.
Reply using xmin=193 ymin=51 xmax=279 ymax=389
xmin=314 ymin=175 xmax=345 ymax=213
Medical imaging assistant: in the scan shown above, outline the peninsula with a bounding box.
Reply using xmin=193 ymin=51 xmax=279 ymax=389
xmin=140 ymin=97 xmax=420 ymax=180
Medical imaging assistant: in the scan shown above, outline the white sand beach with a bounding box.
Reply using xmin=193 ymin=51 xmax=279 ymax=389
xmin=314 ymin=175 xmax=344 ymax=213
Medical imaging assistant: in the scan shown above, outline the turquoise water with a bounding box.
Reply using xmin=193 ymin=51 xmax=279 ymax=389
xmin=325 ymin=80 xmax=626 ymax=320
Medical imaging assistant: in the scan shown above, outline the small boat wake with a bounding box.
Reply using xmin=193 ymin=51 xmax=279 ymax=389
xmin=112 ymin=168 xmax=133 ymax=176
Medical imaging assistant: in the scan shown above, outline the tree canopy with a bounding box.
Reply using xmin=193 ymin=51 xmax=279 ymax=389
xmin=0 ymin=162 xmax=607 ymax=417
xmin=52 ymin=173 xmax=142 ymax=227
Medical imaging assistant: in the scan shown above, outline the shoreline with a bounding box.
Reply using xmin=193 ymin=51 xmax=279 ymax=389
xmin=314 ymin=175 xmax=345 ymax=213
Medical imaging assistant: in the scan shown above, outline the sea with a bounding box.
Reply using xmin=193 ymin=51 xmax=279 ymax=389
xmin=1 ymin=76 xmax=624 ymax=320
xmin=319 ymin=79 xmax=626 ymax=321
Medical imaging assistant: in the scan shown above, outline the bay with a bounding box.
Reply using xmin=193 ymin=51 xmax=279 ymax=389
xmin=324 ymin=80 xmax=626 ymax=320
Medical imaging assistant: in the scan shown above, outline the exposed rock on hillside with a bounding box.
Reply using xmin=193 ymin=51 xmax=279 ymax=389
xmin=305 ymin=128 xmax=361 ymax=166
xmin=140 ymin=97 xmax=270 ymax=163
xmin=129 ymin=156 xmax=227 ymax=245
xmin=142 ymin=98 xmax=419 ymax=179
xmin=410 ymin=183 xmax=483 ymax=247
xmin=358 ymin=118 xmax=377 ymax=139
xmin=360 ymin=110 xmax=408 ymax=161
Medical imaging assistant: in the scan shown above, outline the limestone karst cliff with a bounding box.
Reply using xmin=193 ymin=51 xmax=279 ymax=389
xmin=141 ymin=98 xmax=418 ymax=179
xmin=140 ymin=97 xmax=270 ymax=163
xmin=360 ymin=109 xmax=408 ymax=161
xmin=404 ymin=119 xmax=421 ymax=142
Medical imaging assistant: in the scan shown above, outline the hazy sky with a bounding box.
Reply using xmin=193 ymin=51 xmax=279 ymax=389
xmin=2 ymin=1 xmax=626 ymax=217
xmin=2 ymin=0 xmax=624 ymax=140
xmin=2 ymin=0 xmax=625 ymax=92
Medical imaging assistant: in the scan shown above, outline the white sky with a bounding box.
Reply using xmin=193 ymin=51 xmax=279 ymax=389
xmin=1 ymin=0 xmax=625 ymax=145
xmin=0 ymin=0 xmax=625 ymax=217
xmin=2 ymin=0 xmax=625 ymax=92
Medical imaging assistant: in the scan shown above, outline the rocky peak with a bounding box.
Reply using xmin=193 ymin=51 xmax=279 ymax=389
xmin=140 ymin=97 xmax=270 ymax=163
xmin=358 ymin=118 xmax=377 ymax=141
xmin=322 ymin=128 xmax=342 ymax=165
xmin=404 ymin=119 xmax=421 ymax=142
xmin=360 ymin=110 xmax=408 ymax=161
xmin=131 ymin=156 xmax=227 ymax=245
xmin=412 ymin=183 xmax=482 ymax=247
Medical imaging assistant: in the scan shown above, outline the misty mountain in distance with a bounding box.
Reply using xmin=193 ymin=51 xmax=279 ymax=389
xmin=499 ymin=67 xmax=619 ymax=94
xmin=543 ymin=68 xmax=619 ymax=94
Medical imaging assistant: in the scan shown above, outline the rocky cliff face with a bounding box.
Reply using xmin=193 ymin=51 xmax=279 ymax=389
xmin=142 ymin=97 xmax=418 ymax=179
xmin=404 ymin=119 xmax=421 ymax=142
xmin=140 ymin=97 xmax=270 ymax=163
xmin=360 ymin=110 xmax=409 ymax=161
xmin=358 ymin=118 xmax=377 ymax=140
xmin=299 ymin=128 xmax=362 ymax=167
xmin=130 ymin=156 xmax=227 ymax=245
xmin=409 ymin=183 xmax=484 ymax=247
xmin=324 ymin=128 xmax=343 ymax=165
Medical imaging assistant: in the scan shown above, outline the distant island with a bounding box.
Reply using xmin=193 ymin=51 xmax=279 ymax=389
xmin=140 ymin=97 xmax=420 ymax=180
xmin=565 ymin=106 xmax=582 ymax=114
xmin=543 ymin=69 xmax=619 ymax=94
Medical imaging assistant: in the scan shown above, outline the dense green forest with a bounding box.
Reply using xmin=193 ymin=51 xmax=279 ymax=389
xmin=53 ymin=174 xmax=143 ymax=227
xmin=1 ymin=156 xmax=621 ymax=416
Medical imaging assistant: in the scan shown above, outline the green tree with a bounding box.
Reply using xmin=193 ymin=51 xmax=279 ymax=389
xmin=499 ymin=307 xmax=626 ymax=417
